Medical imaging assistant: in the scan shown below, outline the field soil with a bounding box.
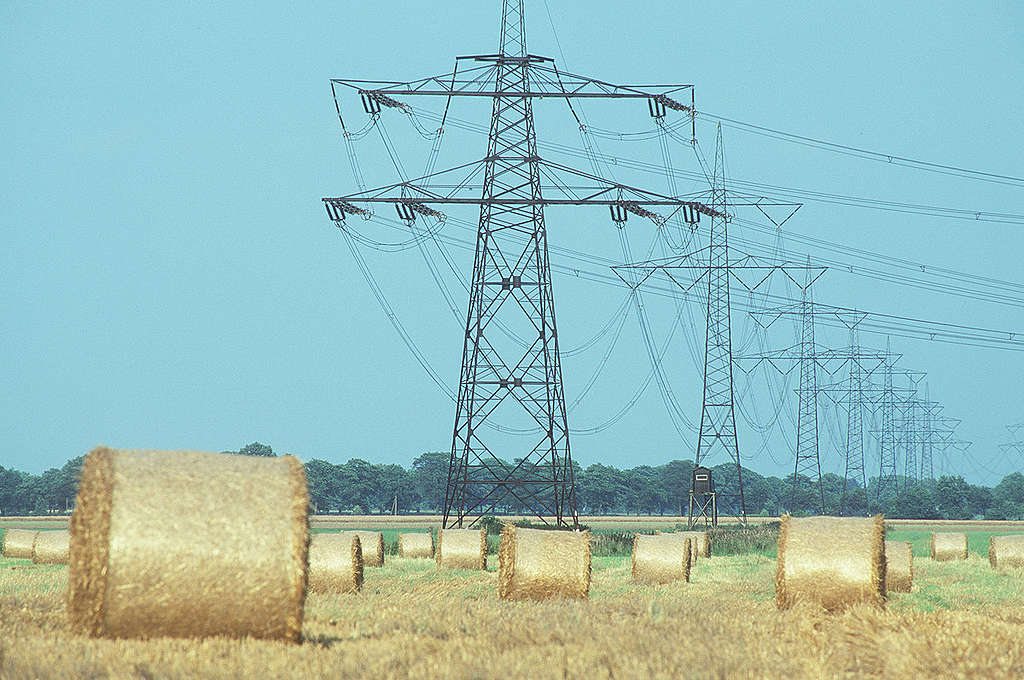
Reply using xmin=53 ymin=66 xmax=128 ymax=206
xmin=3 ymin=525 xmax=1024 ymax=679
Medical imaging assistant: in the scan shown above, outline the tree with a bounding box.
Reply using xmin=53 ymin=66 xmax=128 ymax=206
xmin=372 ymin=464 xmax=416 ymax=513
xmin=410 ymin=452 xmax=449 ymax=512
xmin=578 ymin=464 xmax=625 ymax=514
xmin=891 ymin=483 xmax=937 ymax=519
xmin=235 ymin=442 xmax=276 ymax=457
xmin=990 ymin=473 xmax=1024 ymax=520
xmin=304 ymin=459 xmax=341 ymax=513
xmin=934 ymin=475 xmax=972 ymax=520
xmin=658 ymin=460 xmax=693 ymax=516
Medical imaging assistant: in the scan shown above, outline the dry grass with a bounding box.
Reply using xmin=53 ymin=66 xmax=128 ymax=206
xmin=4 ymin=547 xmax=1024 ymax=678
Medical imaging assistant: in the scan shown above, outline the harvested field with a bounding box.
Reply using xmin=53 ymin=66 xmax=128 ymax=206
xmin=4 ymin=525 xmax=1024 ymax=678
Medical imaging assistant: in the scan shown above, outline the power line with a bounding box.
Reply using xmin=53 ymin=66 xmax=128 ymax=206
xmin=697 ymin=110 xmax=1024 ymax=188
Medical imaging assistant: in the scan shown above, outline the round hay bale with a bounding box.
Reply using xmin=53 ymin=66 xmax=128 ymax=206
xmin=989 ymin=534 xmax=1024 ymax=569
xmin=930 ymin=532 xmax=968 ymax=561
xmin=69 ymin=446 xmax=309 ymax=641
xmin=435 ymin=527 xmax=487 ymax=570
xmin=632 ymin=533 xmax=690 ymax=585
xmin=885 ymin=540 xmax=913 ymax=593
xmin=775 ymin=514 xmax=885 ymax=612
xmin=680 ymin=530 xmax=711 ymax=560
xmin=2 ymin=529 xmax=38 ymax=559
xmin=308 ymin=532 xmax=362 ymax=594
xmin=398 ymin=532 xmax=434 ymax=559
xmin=339 ymin=531 xmax=384 ymax=567
xmin=32 ymin=530 xmax=70 ymax=564
xmin=498 ymin=526 xmax=590 ymax=600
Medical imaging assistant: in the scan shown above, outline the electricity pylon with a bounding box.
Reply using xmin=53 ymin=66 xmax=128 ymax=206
xmin=738 ymin=303 xmax=874 ymax=514
xmin=324 ymin=0 xmax=800 ymax=528
xmin=614 ymin=129 xmax=815 ymax=526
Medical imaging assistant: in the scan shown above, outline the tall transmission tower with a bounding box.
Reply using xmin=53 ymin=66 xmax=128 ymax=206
xmin=614 ymin=128 xmax=814 ymax=525
xmin=738 ymin=305 xmax=872 ymax=514
xmin=693 ymin=126 xmax=743 ymax=524
xmin=842 ymin=333 xmax=867 ymax=515
xmin=816 ymin=348 xmax=903 ymax=513
xmin=793 ymin=283 xmax=824 ymax=513
xmin=324 ymin=0 xmax=799 ymax=527
xmin=876 ymin=345 xmax=900 ymax=501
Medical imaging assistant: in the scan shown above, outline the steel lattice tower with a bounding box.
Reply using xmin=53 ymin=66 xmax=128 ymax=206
xmin=442 ymin=0 xmax=577 ymax=528
xmin=325 ymin=0 xmax=801 ymax=528
xmin=902 ymin=400 xmax=919 ymax=484
xmin=876 ymin=348 xmax=899 ymax=501
xmin=841 ymin=334 xmax=867 ymax=515
xmin=792 ymin=274 xmax=825 ymax=512
xmin=693 ymin=125 xmax=745 ymax=522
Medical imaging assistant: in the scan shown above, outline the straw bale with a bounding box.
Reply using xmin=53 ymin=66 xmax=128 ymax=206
xmin=340 ymin=531 xmax=384 ymax=567
xmin=2 ymin=529 xmax=38 ymax=559
xmin=775 ymin=514 xmax=886 ymax=612
xmin=930 ymin=532 xmax=968 ymax=561
xmin=398 ymin=532 xmax=434 ymax=559
xmin=989 ymin=534 xmax=1024 ymax=569
xmin=632 ymin=533 xmax=690 ymax=585
xmin=435 ymin=528 xmax=487 ymax=570
xmin=498 ymin=526 xmax=591 ymax=600
xmin=885 ymin=540 xmax=913 ymax=592
xmin=679 ymin=530 xmax=711 ymax=560
xmin=32 ymin=530 xmax=70 ymax=564
xmin=308 ymin=532 xmax=363 ymax=594
xmin=68 ymin=446 xmax=309 ymax=641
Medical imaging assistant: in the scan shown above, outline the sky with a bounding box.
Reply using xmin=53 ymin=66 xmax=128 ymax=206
xmin=2 ymin=1 xmax=1022 ymax=486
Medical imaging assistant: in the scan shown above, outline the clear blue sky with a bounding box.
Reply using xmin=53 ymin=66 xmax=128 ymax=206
xmin=2 ymin=2 xmax=1022 ymax=486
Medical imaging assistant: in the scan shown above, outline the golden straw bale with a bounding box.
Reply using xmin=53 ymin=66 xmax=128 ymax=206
xmin=32 ymin=530 xmax=70 ymax=564
xmin=498 ymin=526 xmax=591 ymax=600
xmin=435 ymin=528 xmax=487 ymax=570
xmin=2 ymin=528 xmax=38 ymax=559
xmin=885 ymin=540 xmax=913 ymax=592
xmin=69 ymin=446 xmax=309 ymax=642
xmin=308 ymin=532 xmax=362 ymax=594
xmin=632 ymin=533 xmax=690 ymax=585
xmin=679 ymin=530 xmax=711 ymax=560
xmin=339 ymin=531 xmax=384 ymax=567
xmin=775 ymin=514 xmax=886 ymax=612
xmin=398 ymin=532 xmax=434 ymax=559
xmin=930 ymin=532 xmax=968 ymax=561
xmin=989 ymin=534 xmax=1024 ymax=569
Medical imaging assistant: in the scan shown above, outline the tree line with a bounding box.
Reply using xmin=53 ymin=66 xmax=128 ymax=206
xmin=2 ymin=442 xmax=1022 ymax=520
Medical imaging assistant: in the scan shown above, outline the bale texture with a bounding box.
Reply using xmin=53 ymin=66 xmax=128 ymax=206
xmin=436 ymin=528 xmax=487 ymax=570
xmin=989 ymin=534 xmax=1024 ymax=569
xmin=69 ymin=446 xmax=310 ymax=641
xmin=398 ymin=532 xmax=434 ymax=559
xmin=340 ymin=531 xmax=384 ymax=567
xmin=308 ymin=532 xmax=362 ymax=594
xmin=632 ymin=533 xmax=690 ymax=585
xmin=680 ymin=530 xmax=711 ymax=560
xmin=885 ymin=540 xmax=913 ymax=593
xmin=32 ymin=530 xmax=70 ymax=564
xmin=775 ymin=514 xmax=886 ymax=612
xmin=930 ymin=532 xmax=968 ymax=561
xmin=2 ymin=529 xmax=38 ymax=559
xmin=498 ymin=526 xmax=591 ymax=600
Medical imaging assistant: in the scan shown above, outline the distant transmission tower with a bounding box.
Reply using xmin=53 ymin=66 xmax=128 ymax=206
xmin=692 ymin=126 xmax=744 ymax=524
xmin=793 ymin=281 xmax=824 ymax=513
xmin=876 ymin=345 xmax=899 ymax=501
xmin=1001 ymin=424 xmax=1024 ymax=457
xmin=842 ymin=333 xmax=866 ymax=514
xmin=615 ymin=128 xmax=812 ymax=525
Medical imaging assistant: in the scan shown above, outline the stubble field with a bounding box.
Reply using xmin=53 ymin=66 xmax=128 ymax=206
xmin=2 ymin=521 xmax=1024 ymax=679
